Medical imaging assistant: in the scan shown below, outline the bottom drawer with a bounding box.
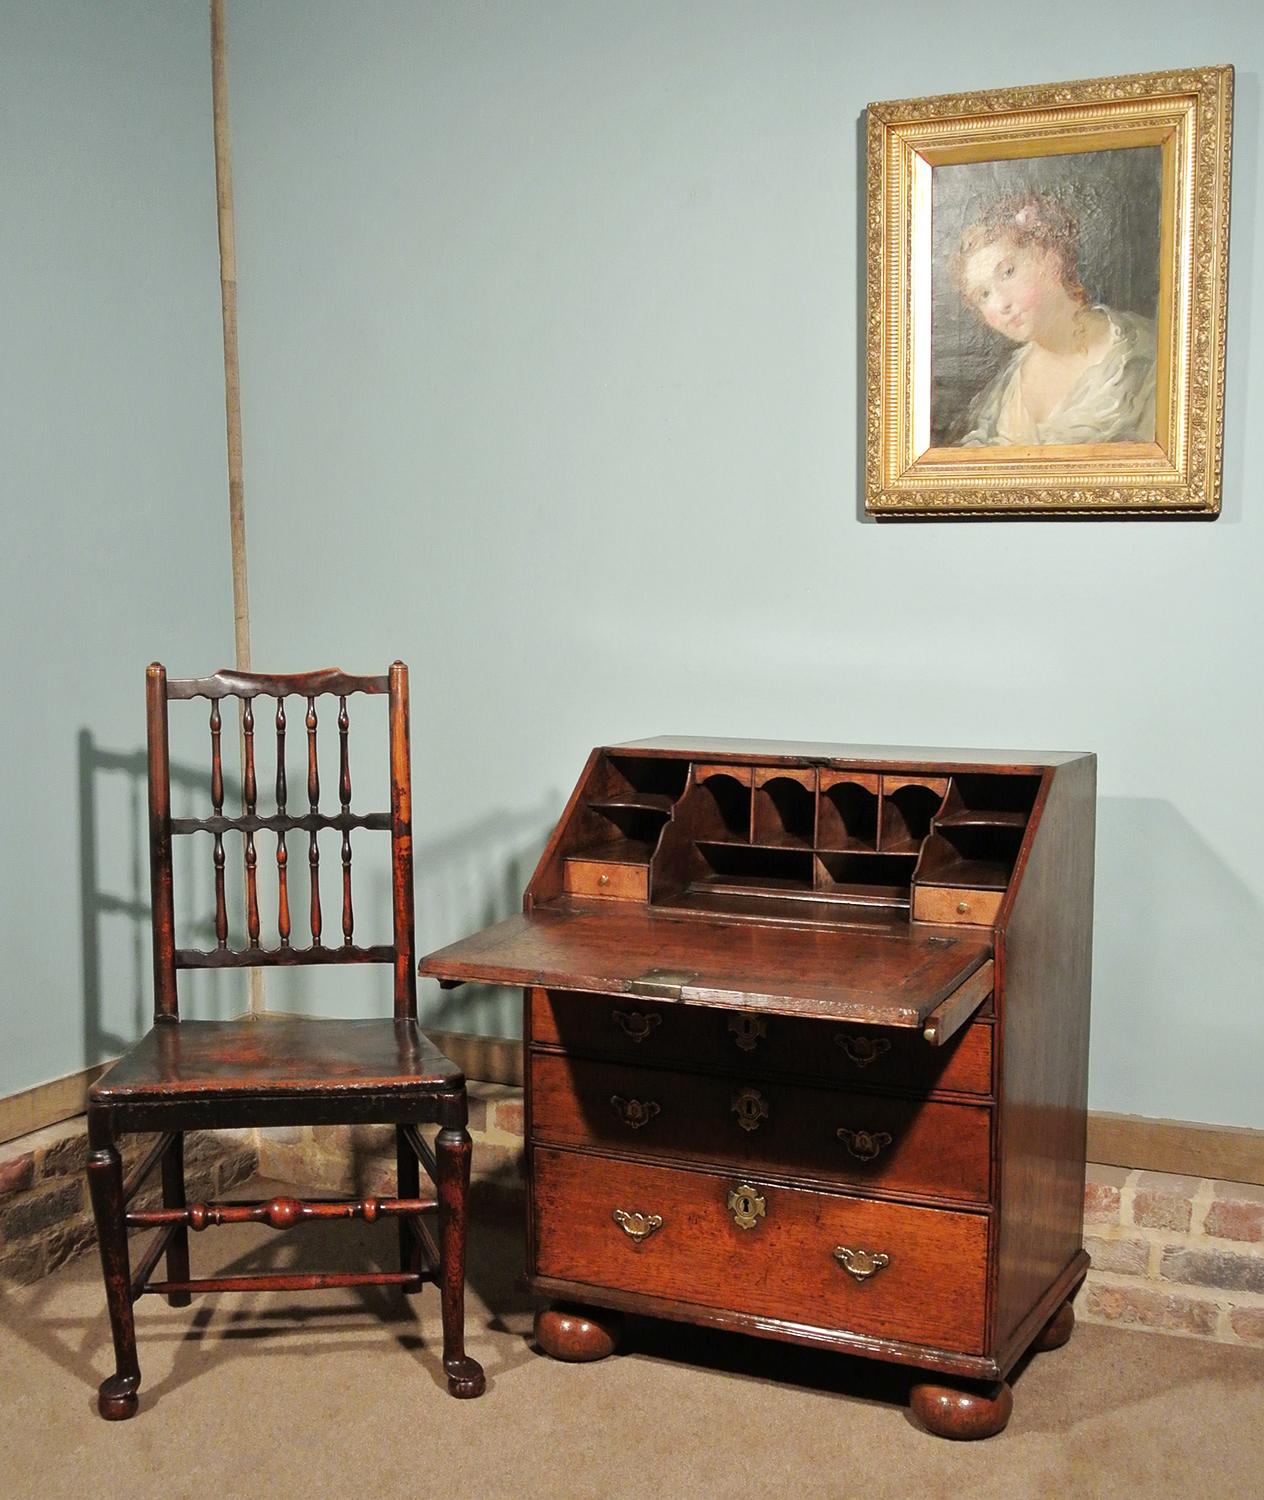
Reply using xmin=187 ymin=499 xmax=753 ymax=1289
xmin=533 ymin=1147 xmax=988 ymax=1355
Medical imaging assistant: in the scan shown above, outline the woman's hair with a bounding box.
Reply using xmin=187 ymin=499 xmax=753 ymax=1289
xmin=953 ymin=191 xmax=1088 ymax=307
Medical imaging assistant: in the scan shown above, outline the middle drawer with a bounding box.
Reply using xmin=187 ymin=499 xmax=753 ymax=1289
xmin=531 ymin=1051 xmax=991 ymax=1204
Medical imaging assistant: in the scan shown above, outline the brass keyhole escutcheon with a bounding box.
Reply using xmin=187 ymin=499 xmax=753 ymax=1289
xmin=727 ymin=1183 xmax=767 ymax=1230
xmin=835 ymin=1033 xmax=891 ymax=1069
xmin=612 ymin=1009 xmax=662 ymax=1044
xmin=613 ymin=1209 xmax=663 ymax=1243
xmin=833 ymin=1245 xmax=890 ymax=1282
xmin=731 ymin=1087 xmax=770 ymax=1133
xmin=611 ymin=1094 xmax=661 ymax=1130
xmin=728 ymin=1015 xmax=767 ymax=1053
xmin=836 ymin=1127 xmax=893 ymax=1161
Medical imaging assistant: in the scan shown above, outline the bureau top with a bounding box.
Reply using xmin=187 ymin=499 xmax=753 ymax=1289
xmin=614 ymin=737 xmax=1092 ymax=772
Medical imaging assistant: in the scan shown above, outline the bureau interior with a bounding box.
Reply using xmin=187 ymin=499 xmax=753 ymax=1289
xmin=555 ymin=752 xmax=1042 ymax=923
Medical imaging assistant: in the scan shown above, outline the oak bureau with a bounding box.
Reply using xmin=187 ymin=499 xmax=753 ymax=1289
xmin=419 ymin=738 xmax=1095 ymax=1438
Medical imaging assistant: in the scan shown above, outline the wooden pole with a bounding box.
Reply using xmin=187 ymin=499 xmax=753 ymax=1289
xmin=210 ymin=0 xmax=264 ymax=1014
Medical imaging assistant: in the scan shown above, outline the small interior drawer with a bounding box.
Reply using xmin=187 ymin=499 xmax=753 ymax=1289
xmin=532 ymin=1147 xmax=989 ymax=1354
xmin=563 ymin=859 xmax=649 ymax=900
xmin=912 ymin=886 xmax=1004 ymax=926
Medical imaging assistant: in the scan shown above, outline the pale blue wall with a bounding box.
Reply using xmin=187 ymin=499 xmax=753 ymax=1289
xmin=10 ymin=3 xmax=1258 ymax=1128
xmin=0 ymin=2 xmax=238 ymax=1095
xmin=226 ymin=1 xmax=1263 ymax=1129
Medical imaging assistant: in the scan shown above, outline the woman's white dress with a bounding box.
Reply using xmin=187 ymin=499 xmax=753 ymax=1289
xmin=955 ymin=308 xmax=1156 ymax=447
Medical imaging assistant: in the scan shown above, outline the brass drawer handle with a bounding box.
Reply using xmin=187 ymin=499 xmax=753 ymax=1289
xmin=612 ymin=1009 xmax=662 ymax=1043
xmin=611 ymin=1094 xmax=661 ymax=1130
xmin=731 ymin=1087 xmax=770 ymax=1133
xmin=835 ymin=1034 xmax=891 ymax=1068
xmin=598 ymin=872 xmax=611 ymax=887
xmin=833 ymin=1245 xmax=890 ymax=1282
xmin=728 ymin=1015 xmax=767 ymax=1052
xmin=613 ymin=1209 xmax=663 ymax=1242
xmin=727 ymin=1183 xmax=767 ymax=1230
xmin=836 ymin=1127 xmax=892 ymax=1161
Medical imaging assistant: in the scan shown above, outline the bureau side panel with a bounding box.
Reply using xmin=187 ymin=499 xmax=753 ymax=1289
xmin=994 ymin=756 xmax=1095 ymax=1353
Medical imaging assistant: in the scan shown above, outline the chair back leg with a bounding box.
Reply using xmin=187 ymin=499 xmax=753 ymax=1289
xmin=397 ymin=1124 xmax=423 ymax=1284
xmin=161 ymin=1132 xmax=192 ymax=1307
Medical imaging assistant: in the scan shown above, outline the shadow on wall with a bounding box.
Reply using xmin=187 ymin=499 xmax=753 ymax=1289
xmin=77 ymin=729 xmax=245 ymax=1069
xmin=412 ymin=796 xmax=560 ymax=1040
xmin=1093 ymin=795 xmax=1264 ymax=1125
xmin=79 ymin=724 xmax=557 ymax=1049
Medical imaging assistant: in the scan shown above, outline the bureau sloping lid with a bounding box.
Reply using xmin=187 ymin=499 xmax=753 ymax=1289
xmin=417 ymin=905 xmax=991 ymax=1026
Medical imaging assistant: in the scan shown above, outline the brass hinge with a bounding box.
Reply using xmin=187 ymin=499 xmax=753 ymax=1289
xmin=627 ymin=968 xmax=697 ymax=1000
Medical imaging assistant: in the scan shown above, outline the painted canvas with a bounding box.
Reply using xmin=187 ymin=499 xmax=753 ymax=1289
xmin=930 ymin=148 xmax=1163 ymax=449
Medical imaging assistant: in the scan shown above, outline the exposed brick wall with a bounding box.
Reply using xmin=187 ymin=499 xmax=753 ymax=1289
xmin=1075 ymin=1164 xmax=1264 ymax=1345
xmin=0 ymin=1118 xmax=257 ymax=1287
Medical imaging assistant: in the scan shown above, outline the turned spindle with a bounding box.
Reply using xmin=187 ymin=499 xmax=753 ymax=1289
xmin=210 ymin=698 xmax=227 ymax=948
xmin=242 ymin=697 xmax=260 ymax=947
xmin=275 ymin=697 xmax=290 ymax=946
xmin=339 ymin=695 xmax=354 ymax=945
xmin=306 ymin=695 xmax=321 ymax=944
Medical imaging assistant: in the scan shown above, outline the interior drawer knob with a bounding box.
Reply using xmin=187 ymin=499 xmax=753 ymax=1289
xmin=957 ymin=899 xmax=969 ymax=914
xmin=612 ymin=1009 xmax=662 ymax=1043
xmin=731 ymin=1087 xmax=770 ymax=1132
xmin=612 ymin=1209 xmax=663 ymax=1243
xmin=836 ymin=1127 xmax=893 ymax=1161
xmin=833 ymin=1245 xmax=891 ymax=1282
xmin=726 ymin=1183 xmax=767 ymax=1230
xmin=610 ymin=1094 xmax=661 ymax=1130
xmin=835 ymin=1033 xmax=891 ymax=1068
xmin=598 ymin=872 xmax=610 ymax=887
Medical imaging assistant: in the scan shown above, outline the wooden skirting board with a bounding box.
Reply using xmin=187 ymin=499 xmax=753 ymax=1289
xmin=5 ymin=1036 xmax=1260 ymax=1186
xmin=0 ymin=1063 xmax=112 ymax=1146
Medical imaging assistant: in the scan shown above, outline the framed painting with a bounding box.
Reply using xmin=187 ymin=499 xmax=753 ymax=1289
xmin=865 ymin=65 xmax=1232 ymax=518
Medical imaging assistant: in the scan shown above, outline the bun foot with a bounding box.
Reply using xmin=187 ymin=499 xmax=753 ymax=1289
xmin=1031 ymin=1299 xmax=1075 ymax=1352
xmin=97 ymin=1374 xmax=140 ymax=1421
xmin=909 ymin=1378 xmax=1012 ymax=1440
xmin=534 ymin=1304 xmax=624 ymax=1362
xmin=445 ymin=1356 xmax=486 ymax=1398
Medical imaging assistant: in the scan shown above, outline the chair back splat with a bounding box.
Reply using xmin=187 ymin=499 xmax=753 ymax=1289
xmin=147 ymin=662 xmax=416 ymax=1014
xmin=84 ymin=661 xmax=484 ymax=1421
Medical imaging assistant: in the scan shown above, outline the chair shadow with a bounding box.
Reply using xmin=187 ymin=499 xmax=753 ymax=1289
xmin=1 ymin=1174 xmax=538 ymax=1414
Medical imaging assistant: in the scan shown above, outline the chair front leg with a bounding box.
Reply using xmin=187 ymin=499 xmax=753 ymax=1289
xmin=435 ymin=1125 xmax=485 ymax=1398
xmin=161 ymin=1132 xmax=191 ymax=1307
xmin=86 ymin=1111 xmax=141 ymax=1420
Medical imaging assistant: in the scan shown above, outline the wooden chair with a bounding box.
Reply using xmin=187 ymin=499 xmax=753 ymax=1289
xmin=85 ymin=661 xmax=485 ymax=1419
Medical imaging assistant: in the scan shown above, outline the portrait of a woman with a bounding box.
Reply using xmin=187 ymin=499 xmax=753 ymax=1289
xmin=949 ymin=192 xmax=1156 ymax=447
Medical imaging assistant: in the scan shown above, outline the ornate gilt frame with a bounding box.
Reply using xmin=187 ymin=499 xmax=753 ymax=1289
xmin=865 ymin=65 xmax=1232 ymax=518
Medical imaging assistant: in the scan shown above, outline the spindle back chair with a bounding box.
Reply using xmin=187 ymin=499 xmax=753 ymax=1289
xmin=85 ymin=661 xmax=485 ymax=1420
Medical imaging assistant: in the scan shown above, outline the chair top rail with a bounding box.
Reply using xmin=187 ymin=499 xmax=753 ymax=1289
xmin=163 ymin=666 xmax=391 ymax=700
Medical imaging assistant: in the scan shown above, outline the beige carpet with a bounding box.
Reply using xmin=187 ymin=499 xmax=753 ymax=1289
xmin=2 ymin=1178 xmax=1261 ymax=1500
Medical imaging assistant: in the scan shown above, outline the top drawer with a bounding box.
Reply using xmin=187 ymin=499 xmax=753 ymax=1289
xmin=528 ymin=988 xmax=992 ymax=1098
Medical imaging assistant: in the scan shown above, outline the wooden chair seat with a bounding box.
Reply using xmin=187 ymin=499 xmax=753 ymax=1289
xmin=92 ymin=1017 xmax=462 ymax=1103
xmin=84 ymin=662 xmax=485 ymax=1420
